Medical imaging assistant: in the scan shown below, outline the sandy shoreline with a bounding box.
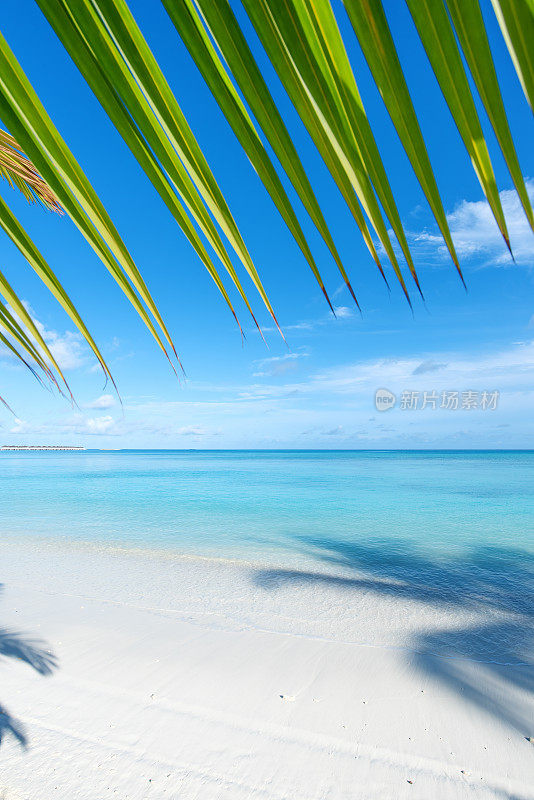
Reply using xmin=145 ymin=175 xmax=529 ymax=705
xmin=1 ymin=540 xmax=533 ymax=799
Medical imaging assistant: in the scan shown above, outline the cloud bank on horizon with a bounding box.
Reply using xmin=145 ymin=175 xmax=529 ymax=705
xmin=4 ymin=337 xmax=533 ymax=449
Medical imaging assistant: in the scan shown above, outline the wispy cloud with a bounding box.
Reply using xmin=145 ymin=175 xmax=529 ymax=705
xmin=411 ymin=181 xmax=534 ymax=267
xmin=5 ymin=339 xmax=533 ymax=448
xmin=40 ymin=327 xmax=85 ymax=370
xmin=333 ymin=306 xmax=354 ymax=319
xmin=9 ymin=418 xmax=29 ymax=435
xmin=1 ymin=301 xmax=86 ymax=371
xmin=255 ymin=303 xmax=357 ymax=337
xmin=253 ymin=351 xmax=309 ymax=377
xmin=375 ymin=181 xmax=534 ymax=270
xmin=84 ymin=394 xmax=116 ymax=409
xmin=176 ymin=425 xmax=214 ymax=436
xmin=86 ymin=415 xmax=115 ymax=433
xmin=8 ymin=413 xmax=117 ymax=436
xmin=129 ymin=339 xmax=534 ymax=408
xmin=412 ymin=360 xmax=448 ymax=375
xmin=323 ymin=425 xmax=345 ymax=436
xmin=307 ymin=339 xmax=534 ymax=396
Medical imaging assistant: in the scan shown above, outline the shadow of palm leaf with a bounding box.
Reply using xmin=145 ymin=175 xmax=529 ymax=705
xmin=0 ymin=705 xmax=28 ymax=749
xmin=0 ymin=628 xmax=57 ymax=676
xmin=253 ymin=539 xmax=534 ymax=735
xmin=413 ymin=621 xmax=534 ymax=736
xmin=0 ymin=585 xmax=57 ymax=749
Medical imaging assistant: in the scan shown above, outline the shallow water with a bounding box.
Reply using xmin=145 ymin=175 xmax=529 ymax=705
xmin=1 ymin=450 xmax=532 ymax=561
xmin=2 ymin=450 xmax=533 ymax=663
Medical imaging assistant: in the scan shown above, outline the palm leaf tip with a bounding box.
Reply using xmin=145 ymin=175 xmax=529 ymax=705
xmin=0 ymin=129 xmax=63 ymax=214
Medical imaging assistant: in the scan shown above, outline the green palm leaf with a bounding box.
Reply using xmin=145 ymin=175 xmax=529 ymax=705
xmin=184 ymin=0 xmax=395 ymax=296
xmin=0 ymin=295 xmax=62 ymax=391
xmin=0 ymin=28 xmax=180 ymax=369
xmin=343 ymin=0 xmax=463 ymax=285
xmin=240 ymin=0 xmax=414 ymax=302
xmin=446 ymin=0 xmax=533 ymax=232
xmin=35 ymin=0 xmax=252 ymax=335
xmin=62 ymin=0 xmax=280 ymax=332
xmin=0 ymin=193 xmax=121 ymax=390
xmin=162 ymin=0 xmax=355 ymax=309
xmin=288 ymin=0 xmax=425 ymax=296
xmin=405 ymin=0 xmax=512 ymax=255
xmin=0 ymin=0 xmax=531 ymax=404
xmin=491 ymin=0 xmax=534 ymax=112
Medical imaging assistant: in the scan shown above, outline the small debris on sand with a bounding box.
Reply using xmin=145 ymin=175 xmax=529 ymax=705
xmin=279 ymin=694 xmax=295 ymax=702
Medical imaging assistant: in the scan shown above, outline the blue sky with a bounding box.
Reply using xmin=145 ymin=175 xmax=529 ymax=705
xmin=0 ymin=0 xmax=533 ymax=448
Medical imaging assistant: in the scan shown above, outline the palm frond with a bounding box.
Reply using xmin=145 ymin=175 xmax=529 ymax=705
xmin=446 ymin=0 xmax=533 ymax=233
xmin=0 ymin=0 xmax=531 ymax=404
xmin=62 ymin=0 xmax=279 ymax=332
xmin=491 ymin=0 xmax=534 ymax=112
xmin=405 ymin=0 xmax=512 ymax=255
xmin=35 ymin=0 xmax=259 ymax=335
xmin=162 ymin=0 xmax=352 ymax=310
xmin=0 ymin=27 xmax=181 ymax=373
xmin=189 ymin=0 xmax=388 ymax=288
xmin=0 ymin=193 xmax=119 ymax=394
xmin=343 ymin=0 xmax=462 ymax=283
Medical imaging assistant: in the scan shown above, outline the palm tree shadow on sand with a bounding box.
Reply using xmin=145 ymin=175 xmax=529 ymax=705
xmin=253 ymin=539 xmax=534 ymax=737
xmin=0 ymin=584 xmax=57 ymax=749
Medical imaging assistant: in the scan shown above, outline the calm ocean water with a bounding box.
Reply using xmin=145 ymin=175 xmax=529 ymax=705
xmin=1 ymin=450 xmax=533 ymax=566
xmin=2 ymin=449 xmax=532 ymax=666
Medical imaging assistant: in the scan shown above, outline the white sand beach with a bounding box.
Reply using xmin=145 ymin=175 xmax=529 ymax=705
xmin=1 ymin=538 xmax=533 ymax=800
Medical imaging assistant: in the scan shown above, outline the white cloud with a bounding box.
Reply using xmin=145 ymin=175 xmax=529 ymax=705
xmin=176 ymin=425 xmax=209 ymax=436
xmin=86 ymin=415 xmax=115 ymax=433
xmin=7 ymin=413 xmax=116 ymax=437
xmin=88 ymin=361 xmax=104 ymax=374
xmin=253 ymin=351 xmax=309 ymax=377
xmin=9 ymin=417 xmax=28 ymax=434
xmin=4 ymin=337 xmax=533 ymax=448
xmin=414 ymin=180 xmax=534 ymax=266
xmin=43 ymin=329 xmax=85 ymax=370
xmin=255 ymin=304 xmax=358 ymax=337
xmin=85 ymin=394 xmax=116 ymax=409
xmin=1 ymin=301 xmax=85 ymax=370
xmin=126 ymin=341 xmax=530 ymax=422
xmin=307 ymin=339 xmax=534 ymax=396
xmin=323 ymin=425 xmax=345 ymax=436
xmin=333 ymin=306 xmax=354 ymax=319
xmin=28 ymin=303 xmax=85 ymax=370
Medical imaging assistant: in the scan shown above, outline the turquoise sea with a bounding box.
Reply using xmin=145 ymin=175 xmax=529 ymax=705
xmin=2 ymin=450 xmax=533 ymax=664
xmin=1 ymin=449 xmax=533 ymax=572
